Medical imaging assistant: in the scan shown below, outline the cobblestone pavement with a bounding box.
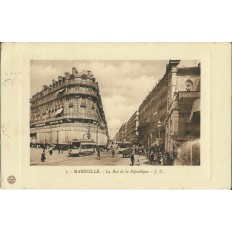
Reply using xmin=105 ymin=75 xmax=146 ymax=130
xmin=30 ymin=148 xmax=154 ymax=166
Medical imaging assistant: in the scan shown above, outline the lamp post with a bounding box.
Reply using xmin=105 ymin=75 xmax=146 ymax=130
xmin=83 ymin=122 xmax=91 ymax=139
xmin=96 ymin=123 xmax=99 ymax=146
xmin=157 ymin=120 xmax=161 ymax=137
xmin=157 ymin=120 xmax=161 ymax=146
xmin=93 ymin=121 xmax=99 ymax=146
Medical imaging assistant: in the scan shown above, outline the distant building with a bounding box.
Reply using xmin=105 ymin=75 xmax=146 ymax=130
xmin=114 ymin=122 xmax=127 ymax=142
xmin=30 ymin=67 xmax=109 ymax=146
xmin=126 ymin=111 xmax=139 ymax=143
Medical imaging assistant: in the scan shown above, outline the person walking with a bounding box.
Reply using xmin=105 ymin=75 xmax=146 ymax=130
xmin=150 ymin=151 xmax=154 ymax=165
xmin=165 ymin=152 xmax=171 ymax=165
xmin=49 ymin=146 xmax=53 ymax=156
xmin=130 ymin=152 xmax=135 ymax=166
xmin=160 ymin=152 xmax=164 ymax=165
xmin=41 ymin=149 xmax=46 ymax=162
xmin=136 ymin=155 xmax=141 ymax=166
xmin=112 ymin=148 xmax=115 ymax=158
xmin=97 ymin=147 xmax=101 ymax=160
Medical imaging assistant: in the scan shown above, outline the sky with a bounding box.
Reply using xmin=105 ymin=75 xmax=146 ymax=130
xmin=30 ymin=60 xmax=199 ymax=138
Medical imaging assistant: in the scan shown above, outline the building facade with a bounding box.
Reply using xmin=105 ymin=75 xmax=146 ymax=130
xmin=30 ymin=67 xmax=109 ymax=146
xmin=114 ymin=122 xmax=127 ymax=142
xmin=115 ymin=60 xmax=201 ymax=154
xmin=138 ymin=72 xmax=168 ymax=147
xmin=165 ymin=61 xmax=200 ymax=154
xmin=126 ymin=111 xmax=139 ymax=143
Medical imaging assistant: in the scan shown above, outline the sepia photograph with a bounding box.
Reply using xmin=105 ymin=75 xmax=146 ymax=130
xmin=1 ymin=42 xmax=230 ymax=189
xmin=30 ymin=60 xmax=200 ymax=166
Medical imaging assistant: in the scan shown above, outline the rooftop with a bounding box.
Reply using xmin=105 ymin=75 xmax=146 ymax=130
xmin=177 ymin=66 xmax=200 ymax=76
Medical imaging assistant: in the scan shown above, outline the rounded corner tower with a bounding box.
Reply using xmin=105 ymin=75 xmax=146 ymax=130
xmin=30 ymin=67 xmax=109 ymax=147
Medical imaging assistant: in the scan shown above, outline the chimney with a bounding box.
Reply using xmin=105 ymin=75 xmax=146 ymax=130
xmin=169 ymin=60 xmax=180 ymax=72
xmin=58 ymin=75 xmax=63 ymax=81
xmin=43 ymin=85 xmax=49 ymax=90
xmin=65 ymin=72 xmax=70 ymax=79
xmin=72 ymin=67 xmax=77 ymax=75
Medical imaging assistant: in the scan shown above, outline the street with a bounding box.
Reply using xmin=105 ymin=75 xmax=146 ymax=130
xmin=30 ymin=148 xmax=155 ymax=166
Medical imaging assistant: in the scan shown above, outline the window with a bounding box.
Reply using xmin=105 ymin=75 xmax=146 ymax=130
xmin=185 ymin=80 xmax=193 ymax=91
xmin=80 ymin=98 xmax=86 ymax=108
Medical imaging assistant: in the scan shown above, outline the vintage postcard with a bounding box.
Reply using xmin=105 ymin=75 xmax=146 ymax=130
xmin=1 ymin=43 xmax=231 ymax=189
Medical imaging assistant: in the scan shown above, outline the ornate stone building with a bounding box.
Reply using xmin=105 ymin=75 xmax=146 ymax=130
xmin=30 ymin=67 xmax=109 ymax=146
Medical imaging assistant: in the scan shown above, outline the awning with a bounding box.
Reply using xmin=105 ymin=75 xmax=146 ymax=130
xmin=54 ymin=108 xmax=63 ymax=116
xmin=190 ymin=98 xmax=200 ymax=122
xmin=56 ymin=88 xmax=65 ymax=94
xmin=153 ymin=111 xmax=157 ymax=116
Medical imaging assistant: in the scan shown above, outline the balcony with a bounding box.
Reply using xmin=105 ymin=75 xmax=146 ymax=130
xmin=178 ymin=91 xmax=200 ymax=101
xmin=30 ymin=88 xmax=99 ymax=109
xmin=30 ymin=112 xmax=99 ymax=125
xmin=30 ymin=78 xmax=98 ymax=103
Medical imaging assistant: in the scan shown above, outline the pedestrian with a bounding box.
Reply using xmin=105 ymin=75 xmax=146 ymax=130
xmin=41 ymin=149 xmax=46 ymax=162
xmin=160 ymin=153 xmax=164 ymax=165
xmin=130 ymin=152 xmax=135 ymax=166
xmin=136 ymin=155 xmax=141 ymax=166
xmin=112 ymin=148 xmax=115 ymax=158
xmin=165 ymin=152 xmax=171 ymax=165
xmin=146 ymin=148 xmax=150 ymax=160
xmin=154 ymin=151 xmax=158 ymax=164
xmin=97 ymin=147 xmax=101 ymax=160
xmin=49 ymin=146 xmax=53 ymax=156
xmin=169 ymin=153 xmax=175 ymax=165
xmin=150 ymin=151 xmax=154 ymax=164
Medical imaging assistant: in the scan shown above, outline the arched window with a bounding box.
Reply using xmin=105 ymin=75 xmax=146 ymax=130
xmin=185 ymin=79 xmax=193 ymax=91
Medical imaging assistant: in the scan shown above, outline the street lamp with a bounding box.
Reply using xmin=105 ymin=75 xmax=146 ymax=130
xmin=83 ymin=122 xmax=91 ymax=139
xmin=157 ymin=120 xmax=161 ymax=138
xmin=96 ymin=123 xmax=99 ymax=146
xmin=92 ymin=121 xmax=99 ymax=146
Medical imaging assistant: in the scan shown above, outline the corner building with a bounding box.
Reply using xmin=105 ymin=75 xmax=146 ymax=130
xmin=30 ymin=67 xmax=109 ymax=146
